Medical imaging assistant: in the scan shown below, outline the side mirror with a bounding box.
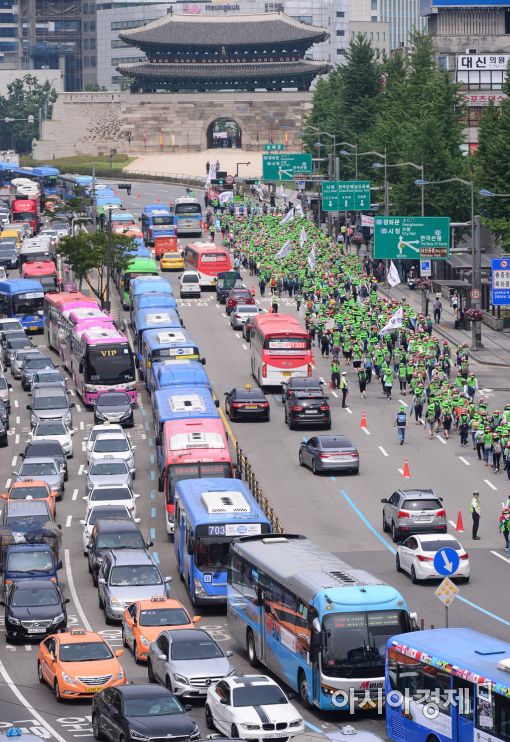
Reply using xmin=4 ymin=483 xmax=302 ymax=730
xmin=0 ymin=600 xmax=5 ymax=606
xmin=192 ymin=616 xmax=201 ymax=623
xmin=380 ymin=498 xmax=388 ymax=504
xmin=83 ymin=470 xmax=88 ymax=475
xmin=201 ymin=358 xmax=206 ymax=365
xmin=146 ymin=540 xmax=153 ymax=548
xmin=157 ymin=653 xmax=166 ymax=661
xmin=64 ymin=598 xmax=71 ymax=604
xmin=184 ymin=704 xmax=193 ymax=712
xmin=69 ymin=402 xmax=75 ymax=409
xmin=98 ymin=577 xmax=106 ymax=585
xmin=115 ymin=648 xmax=124 ymax=657
xmin=7 ymin=384 xmax=12 ymax=390
xmin=164 ymin=576 xmax=172 ymax=583
xmin=57 ymin=560 xmax=63 ymax=569
xmin=214 ymin=399 xmax=219 ymax=408
xmin=26 ymin=404 xmax=30 ymax=410
xmin=80 ymin=519 xmax=86 ymax=526
xmin=226 ymin=650 xmax=233 ymax=657
xmin=134 ymin=518 xmax=141 ymax=524
xmin=220 ymin=698 xmax=228 ymax=705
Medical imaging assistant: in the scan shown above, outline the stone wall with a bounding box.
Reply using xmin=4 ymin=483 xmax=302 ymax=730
xmin=33 ymin=91 xmax=313 ymax=160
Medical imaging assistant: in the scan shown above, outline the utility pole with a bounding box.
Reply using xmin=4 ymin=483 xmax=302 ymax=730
xmin=91 ymin=162 xmax=97 ymax=234
xmin=471 ymin=214 xmax=483 ymax=351
xmin=327 ymin=153 xmax=333 ymax=237
xmin=104 ymin=207 xmax=112 ymax=313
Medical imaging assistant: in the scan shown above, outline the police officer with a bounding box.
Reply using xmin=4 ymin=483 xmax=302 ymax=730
xmin=470 ymin=491 xmax=481 ymax=540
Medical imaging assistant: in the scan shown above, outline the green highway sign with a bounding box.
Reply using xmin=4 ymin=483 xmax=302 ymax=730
xmin=321 ymin=180 xmax=371 ymax=211
xmin=264 ymin=143 xmax=285 ymax=151
xmin=374 ymin=216 xmax=450 ymax=259
xmin=262 ymin=153 xmax=312 ymax=181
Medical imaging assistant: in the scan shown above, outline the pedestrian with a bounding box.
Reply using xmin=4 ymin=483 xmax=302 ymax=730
xmin=382 ymin=368 xmax=393 ymax=400
xmin=259 ymin=277 xmax=266 ymax=296
xmin=271 ymin=294 xmax=279 ymax=314
xmin=331 ymin=359 xmax=340 ymax=390
xmin=357 ymin=366 xmax=367 ymax=398
xmin=412 ymin=385 xmax=425 ymax=424
xmin=340 ymin=372 xmax=349 ymax=408
xmin=206 ymin=160 xmax=210 ymax=174
xmin=500 ymin=506 xmax=510 ymax=551
xmin=321 ymin=333 xmax=330 ymax=358
xmin=493 ymin=434 xmax=502 ymax=474
xmin=394 ymin=405 xmax=407 ymax=445
xmin=470 ymin=491 xmax=481 ymax=540
xmin=215 ymin=159 xmax=220 ymax=171
xmin=433 ymin=298 xmax=442 ymax=324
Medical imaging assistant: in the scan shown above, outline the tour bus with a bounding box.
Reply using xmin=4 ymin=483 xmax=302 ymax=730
xmin=128 ymin=276 xmax=173 ymax=322
xmin=249 ymin=313 xmax=313 ymax=388
xmin=141 ymin=329 xmax=203 ymax=388
xmin=60 ymin=312 xmax=115 ymax=372
xmin=173 ymin=196 xmax=202 ymax=236
xmin=43 ymin=291 xmax=99 ymax=351
xmin=141 ymin=205 xmax=175 ymax=245
xmin=118 ymin=256 xmax=159 ymax=309
xmin=133 ymin=308 xmax=182 ymax=367
xmin=175 ymin=479 xmax=271 ymax=604
xmin=159 ymin=419 xmax=235 ymax=534
xmin=183 ymin=243 xmax=231 ymax=288
xmin=22 ymin=261 xmax=60 ymax=293
xmin=385 ymin=628 xmax=510 ymax=742
xmin=68 ymin=326 xmax=136 ymax=405
xmin=228 ymin=534 xmax=415 ymax=711
xmin=150 ymin=359 xmax=211 ymax=398
xmin=10 ymin=177 xmax=40 ymax=200
xmin=27 ymin=166 xmax=60 ymax=196
xmin=57 ymin=174 xmax=92 ymax=201
xmin=0 ymin=278 xmax=45 ymax=332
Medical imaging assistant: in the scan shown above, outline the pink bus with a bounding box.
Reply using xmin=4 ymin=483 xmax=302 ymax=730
xmin=44 ymin=292 xmax=98 ymax=351
xmin=60 ymin=313 xmax=115 ymax=374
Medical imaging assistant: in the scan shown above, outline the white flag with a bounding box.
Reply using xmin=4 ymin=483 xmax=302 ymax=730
xmin=388 ymin=261 xmax=401 ymax=288
xmin=279 ymin=208 xmax=294 ymax=225
xmin=218 ymin=190 xmax=234 ymax=205
xmin=279 ymin=185 xmax=286 ymax=199
xmin=380 ymin=306 xmax=404 ymax=335
xmin=276 ymin=241 xmax=292 ymax=259
xmin=307 ymin=243 xmax=316 ymax=272
xmin=206 ymin=161 xmax=217 ymax=185
xmin=300 ymin=226 xmax=307 ymax=249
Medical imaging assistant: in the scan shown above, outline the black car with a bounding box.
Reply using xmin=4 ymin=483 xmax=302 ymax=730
xmin=94 ymin=391 xmax=134 ymax=427
xmin=281 ymin=375 xmax=323 ymax=403
xmin=0 ymin=397 xmax=9 ymax=429
xmin=224 ymin=386 xmax=270 ymax=422
xmin=2 ymin=578 xmax=69 ymax=643
xmin=22 ymin=440 xmax=68 ymax=481
xmin=0 ymin=417 xmax=7 ymax=447
xmin=284 ymin=390 xmax=331 ymax=430
xmin=299 ymin=435 xmax=359 ymax=475
xmin=20 ymin=352 xmax=55 ymax=391
xmin=87 ymin=517 xmax=151 ymax=586
xmin=91 ymin=684 xmax=199 ymax=742
xmin=215 ymin=270 xmax=242 ymax=304
xmin=0 ymin=243 xmax=19 ymax=269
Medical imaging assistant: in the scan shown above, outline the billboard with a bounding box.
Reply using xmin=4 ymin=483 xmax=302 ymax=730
xmin=422 ymin=0 xmax=510 ymax=12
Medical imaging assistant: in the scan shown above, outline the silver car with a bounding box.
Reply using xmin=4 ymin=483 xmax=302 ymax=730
xmin=28 ymin=386 xmax=74 ymax=427
xmin=0 ymin=372 xmax=12 ymax=411
xmin=20 ymin=352 xmax=54 ymax=391
xmin=11 ymin=347 xmax=37 ymax=378
xmin=88 ymin=433 xmax=135 ymax=471
xmin=85 ymin=456 xmax=134 ymax=495
xmin=147 ymin=628 xmax=234 ymax=698
xmin=229 ymin=304 xmax=260 ymax=330
xmin=13 ymin=456 xmax=66 ymax=497
xmin=381 ymin=488 xmax=447 ymax=542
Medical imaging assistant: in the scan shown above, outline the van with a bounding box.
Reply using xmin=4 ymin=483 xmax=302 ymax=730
xmin=179 ymin=271 xmax=201 ymax=298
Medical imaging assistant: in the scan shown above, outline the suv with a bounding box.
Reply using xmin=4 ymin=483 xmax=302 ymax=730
xmin=281 ymin=375 xmax=323 ymax=403
xmin=284 ymin=390 xmax=331 ymax=430
xmin=381 ymin=488 xmax=447 ymax=542
xmin=87 ymin=518 xmax=150 ymax=585
xmin=179 ymin=271 xmax=201 ymax=298
xmin=98 ymin=550 xmax=171 ymax=623
xmin=20 ymin=352 xmax=55 ymax=391
xmin=215 ymin=270 xmax=242 ymax=304
xmin=0 ymin=500 xmax=55 ymax=542
xmin=22 ymin=440 xmax=68 ymax=482
xmin=3 ymin=543 xmax=62 ymax=593
xmin=28 ymin=386 xmax=74 ymax=427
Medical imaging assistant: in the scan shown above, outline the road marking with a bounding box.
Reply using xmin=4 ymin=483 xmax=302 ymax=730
xmin=448 ymin=520 xmax=457 ymax=528
xmin=64 ymin=549 xmax=92 ymax=631
xmin=399 ymin=399 xmax=408 ymax=407
xmin=78 ymin=464 xmax=84 ymax=475
xmin=436 ymin=435 xmax=447 ymax=445
xmin=491 ymin=550 xmax=510 ymax=564
xmin=150 ymin=527 xmax=156 ymax=540
xmin=362 ymin=427 xmax=371 ymax=435
xmin=66 ymin=515 xmax=72 ymax=528
xmin=398 ymin=468 xmax=404 ymax=475
xmin=151 ymin=507 xmax=157 ymax=518
xmin=13 ymin=399 xmax=18 ymax=408
xmin=11 ymin=455 xmax=16 ymax=466
xmin=150 ymin=490 xmax=156 ymax=500
xmin=72 ymin=488 xmax=79 ymax=501
xmin=331 ymin=390 xmax=338 ymax=398
xmin=81 ymin=441 xmax=86 ymax=451
xmin=24 ymin=645 xmax=32 ymax=651
xmin=484 ymin=479 xmax=498 ymax=491
xmin=304 ymin=721 xmax=324 ymax=736
xmin=379 ymin=446 xmax=389 ymax=457
xmin=76 ymin=404 xmax=82 ymax=412
xmin=14 ymin=434 xmax=19 ymax=444
xmin=459 ymin=456 xmax=471 ymax=466
xmin=150 ymin=454 xmax=154 ymax=464
xmin=5 ymin=478 xmax=11 ymax=488
xmin=221 ymin=312 xmax=226 ymax=318
xmin=153 ymin=551 xmax=160 ymax=565
xmin=80 ymin=420 xmax=84 ymax=430
xmin=340 ymin=489 xmax=396 ymax=555
xmin=345 ymin=406 xmax=352 ymax=414
xmin=15 ymin=416 xmax=20 ymax=424
xmin=150 ymin=470 xmax=155 ymax=481
xmin=242 ymin=343 xmax=248 ymax=350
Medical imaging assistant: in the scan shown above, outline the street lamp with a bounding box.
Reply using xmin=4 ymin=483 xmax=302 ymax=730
xmin=374 ymin=161 xmax=425 ymax=216
xmin=479 ymin=189 xmax=510 ymax=198
xmin=236 ymin=161 xmax=251 ymax=177
xmin=336 ymin=142 xmax=358 ymax=179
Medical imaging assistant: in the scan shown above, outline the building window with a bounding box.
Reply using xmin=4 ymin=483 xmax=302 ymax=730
xmin=336 ymin=11 xmax=345 ymax=17
xmin=111 ymin=18 xmax=156 ymax=30
xmin=336 ymin=48 xmax=345 ymax=55
xmin=111 ymin=39 xmax=130 ymax=48
xmin=90 ymin=21 xmax=95 ymax=31
xmin=111 ymin=56 xmax=146 ymax=65
xmin=90 ymin=38 xmax=96 ymax=50
xmin=371 ymin=0 xmax=377 ymax=8
xmin=336 ymin=29 xmax=345 ymax=36
xmin=83 ymin=20 xmax=89 ymax=31
xmin=84 ymin=38 xmax=89 ymax=49
xmin=371 ymin=15 xmax=377 ymax=22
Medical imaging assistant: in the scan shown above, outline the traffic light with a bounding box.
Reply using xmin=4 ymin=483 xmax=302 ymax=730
xmin=245 ymin=179 xmax=259 ymax=185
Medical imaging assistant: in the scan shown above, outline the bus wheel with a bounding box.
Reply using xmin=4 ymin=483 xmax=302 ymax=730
xmin=298 ymin=669 xmax=310 ymax=709
xmin=246 ymin=630 xmax=259 ymax=668
xmin=426 ymin=736 xmax=440 ymax=742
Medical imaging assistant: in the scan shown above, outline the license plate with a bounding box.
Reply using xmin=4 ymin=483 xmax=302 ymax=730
xmin=282 ymin=372 xmax=292 ymax=377
xmin=245 ymin=405 xmax=257 ymax=409
xmin=414 ymin=516 xmax=432 ymax=523
xmin=198 ymin=689 xmax=207 ymax=695
xmin=27 ymin=628 xmax=43 ymax=634
xmin=306 ymin=409 xmax=318 ymax=414
xmin=30 ymin=326 xmax=37 ymax=331
xmin=86 ymin=686 xmax=104 ymax=693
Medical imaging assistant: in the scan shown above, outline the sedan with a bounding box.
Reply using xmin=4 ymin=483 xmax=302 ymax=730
xmin=396 ymin=534 xmax=470 ymax=583
xmin=89 ymin=433 xmax=135 ymax=470
xmin=20 ymin=352 xmax=55 ymax=390
xmin=30 ymin=420 xmax=74 ymax=457
xmin=94 ymin=391 xmax=134 ymax=427
xmin=3 ymin=336 xmax=32 ymax=368
xmin=32 ymin=368 xmax=67 ymax=390
xmin=2 ymin=579 xmax=69 ymax=643
xmin=80 ymin=504 xmax=137 ymax=555
xmin=284 ymin=391 xmax=331 ymax=430
xmin=14 ymin=457 xmax=65 ymax=498
xmin=10 ymin=347 xmax=36 ymax=378
xmin=229 ymin=304 xmax=260 ymax=330
xmin=0 ymin=373 xmax=13 ymax=411
xmin=84 ymin=423 xmax=124 ymax=455
xmin=299 ymin=435 xmax=359 ymax=475
xmin=85 ymin=457 xmax=135 ymax=495
xmin=225 ymin=288 xmax=254 ymax=315
xmin=84 ymin=484 xmax=139 ymax=517
xmin=224 ymin=386 xmax=270 ymax=422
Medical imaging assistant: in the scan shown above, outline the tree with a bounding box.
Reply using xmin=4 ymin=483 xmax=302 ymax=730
xmin=58 ymin=231 xmax=136 ymax=306
xmin=84 ymin=81 xmax=107 ymax=92
xmin=0 ymin=75 xmax=58 ymax=153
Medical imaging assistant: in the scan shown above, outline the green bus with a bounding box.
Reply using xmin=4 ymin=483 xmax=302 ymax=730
xmin=118 ymin=256 xmax=159 ymax=309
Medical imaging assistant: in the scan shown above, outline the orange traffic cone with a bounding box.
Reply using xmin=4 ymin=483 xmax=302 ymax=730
xmin=402 ymin=459 xmax=411 ymax=478
xmin=455 ymin=511 xmax=464 ymax=532
xmin=360 ymin=411 xmax=367 ymax=429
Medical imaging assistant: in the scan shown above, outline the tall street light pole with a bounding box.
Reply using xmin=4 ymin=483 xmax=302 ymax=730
xmin=374 ymin=160 xmax=425 ymax=216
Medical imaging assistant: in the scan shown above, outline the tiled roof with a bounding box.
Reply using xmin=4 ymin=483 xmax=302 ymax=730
xmin=116 ymin=60 xmax=332 ymax=80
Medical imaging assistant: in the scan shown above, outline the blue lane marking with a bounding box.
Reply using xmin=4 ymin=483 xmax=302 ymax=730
xmin=150 ymin=454 xmax=154 ymax=465
xmin=457 ymin=595 xmax=510 ymax=628
xmin=304 ymin=720 xmax=324 ymax=735
xmin=144 ymin=421 xmax=150 ymax=431
xmin=150 ymin=490 xmax=156 ymax=500
xmin=151 ymin=507 xmax=157 ymax=518
xmin=148 ymin=437 xmax=154 ymax=447
xmin=150 ymin=470 xmax=155 ymax=481
xmin=140 ymin=407 xmax=146 ymax=416
xmin=150 ymin=527 xmax=156 ymax=540
xmin=153 ymin=551 xmax=160 ymax=565
xmin=329 ymin=476 xmax=336 ymax=482
xmin=340 ymin=489 xmax=396 ymax=556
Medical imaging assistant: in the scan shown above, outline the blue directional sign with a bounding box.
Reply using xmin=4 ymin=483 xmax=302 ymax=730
xmin=491 ymin=257 xmax=510 ymax=306
xmin=433 ymin=547 xmax=460 ymax=577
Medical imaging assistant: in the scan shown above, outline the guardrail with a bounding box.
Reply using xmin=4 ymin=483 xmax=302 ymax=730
xmin=235 ymin=442 xmax=284 ymax=534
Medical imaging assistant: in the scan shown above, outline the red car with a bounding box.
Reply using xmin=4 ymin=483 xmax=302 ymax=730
xmin=225 ymin=288 xmax=254 ymax=315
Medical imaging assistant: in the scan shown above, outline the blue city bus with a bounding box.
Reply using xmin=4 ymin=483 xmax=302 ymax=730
xmin=133 ymin=293 xmax=177 ymax=318
xmin=141 ymin=328 xmax=203 ymax=388
xmin=385 ymin=628 xmax=510 ymax=742
xmin=175 ymin=478 xmax=271 ymax=605
xmin=0 ymin=278 xmax=45 ymax=332
xmin=173 ymin=197 xmax=202 ymax=236
xmin=56 ymin=174 xmax=93 ymax=201
xmin=133 ymin=308 xmax=182 ymax=366
xmin=129 ymin=277 xmax=173 ymax=322
xmin=141 ymin=205 xmax=175 ymax=245
xmin=228 ymin=533 xmax=414 ymax=711
xmin=150 ymin=359 xmax=211 ymax=397
xmin=29 ymin=166 xmax=60 ymax=196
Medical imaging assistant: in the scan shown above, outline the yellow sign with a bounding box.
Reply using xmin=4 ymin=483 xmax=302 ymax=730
xmin=435 ymin=577 xmax=460 ymax=607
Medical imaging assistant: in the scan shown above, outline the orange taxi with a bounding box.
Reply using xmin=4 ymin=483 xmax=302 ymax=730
xmin=1 ymin=480 xmax=57 ymax=517
xmin=37 ymin=628 xmax=125 ymax=701
xmin=122 ymin=596 xmax=201 ymax=663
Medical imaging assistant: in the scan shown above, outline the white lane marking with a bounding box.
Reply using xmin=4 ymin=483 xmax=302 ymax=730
xmin=448 ymin=520 xmax=457 ymax=529
xmin=346 ymin=407 xmax=352 ymax=414
xmin=5 ymin=478 xmax=11 ymax=488
xmin=24 ymin=645 xmax=32 ymax=652
xmin=398 ymin=468 xmax=404 ymax=475
xmin=484 ymin=479 xmax=497 ymax=491
xmin=11 ymin=455 xmax=16 ymax=466
xmin=331 ymin=390 xmax=338 ymax=398
xmin=399 ymin=399 xmax=408 ymax=407
xmin=81 ymin=441 xmax=86 ymax=451
xmin=242 ymin=344 xmax=248 ymax=350
xmin=221 ymin=312 xmax=226 ymax=318
xmin=459 ymin=456 xmax=471 ymax=466
xmin=13 ymin=399 xmax=18 ymax=408
xmin=72 ymin=488 xmax=78 ymax=501
xmin=64 ymin=548 xmax=92 ymax=631
xmin=491 ymin=550 xmax=510 ymax=564
xmin=14 ymin=434 xmax=19 ymax=445
xmin=76 ymin=404 xmax=82 ymax=412
xmin=362 ymin=427 xmax=371 ymax=435
xmin=436 ymin=434 xmax=447 ymax=445
xmin=15 ymin=416 xmax=20 ymax=424
xmin=80 ymin=420 xmax=84 ymax=430
xmin=379 ymin=446 xmax=389 ymax=457
xmin=0 ymin=658 xmax=69 ymax=742
xmin=78 ymin=464 xmax=84 ymax=475
xmin=66 ymin=515 xmax=72 ymax=527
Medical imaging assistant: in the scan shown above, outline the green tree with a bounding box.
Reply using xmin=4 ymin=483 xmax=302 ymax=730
xmin=84 ymin=81 xmax=107 ymax=92
xmin=0 ymin=75 xmax=58 ymax=153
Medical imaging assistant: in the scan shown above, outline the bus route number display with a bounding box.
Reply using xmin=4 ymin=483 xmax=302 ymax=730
xmin=207 ymin=523 xmax=262 ymax=537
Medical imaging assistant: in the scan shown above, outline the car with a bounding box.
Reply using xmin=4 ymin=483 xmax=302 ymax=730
xmin=80 ymin=505 xmax=138 ymax=556
xmin=32 ymin=368 xmax=67 ymax=390
xmin=20 ymin=352 xmax=55 ymax=390
xmin=0 ymin=417 xmax=7 ymax=447
xmin=2 ymin=335 xmax=31 ymax=368
xmin=299 ymin=435 xmax=359 ymax=475
xmin=122 ymin=596 xmax=200 ymax=663
xmin=85 ymin=457 xmax=135 ymax=496
xmin=225 ymin=287 xmax=254 ymax=315
xmin=37 ymin=628 xmax=125 ymax=701
xmin=84 ymin=484 xmax=139 ymax=518
xmin=28 ymin=386 xmax=74 ymax=427
xmin=84 ymin=424 xmax=125 ymax=455
xmin=180 ymin=270 xmax=201 ymax=298
xmin=0 ymin=318 xmax=24 ymax=336
xmin=51 ymin=221 xmax=70 ymax=238
xmin=89 ymin=433 xmax=136 ymax=471
xmin=160 ymin=251 xmax=184 ymax=271
xmin=98 ymin=549 xmax=171 ymax=623
xmin=87 ymin=515 xmax=152 ymax=588
xmin=22 ymin=439 xmax=68 ymax=482
xmin=147 ymin=628 xmax=234 ymax=698
xmin=281 ymin=375 xmax=323 ymax=403
xmin=94 ymin=391 xmax=134 ymax=427
xmin=224 ymin=385 xmax=270 ymax=422
xmin=205 ymin=674 xmax=305 ymax=740
xmin=0 ymin=243 xmax=19 ymax=269
xmin=2 ymin=543 xmax=62 ymax=593
xmin=10 ymin=346 xmax=37 ymax=378
xmin=1 ymin=480 xmax=57 ymax=517
xmin=284 ymin=390 xmax=331 ymax=430
xmin=0 ymin=371 xmax=12 ymax=410
xmin=91 ymin=684 xmax=199 ymax=742
xmin=14 ymin=457 xmax=65 ymax=498
xmin=38 ymin=229 xmax=59 ymax=250
xmin=381 ymin=488 xmax=447 ymax=542
xmin=396 ymin=533 xmax=470 ymax=583
xmin=0 ymin=397 xmax=9 ymax=428
xmin=0 ymin=500 xmax=56 ymax=542
xmin=30 ymin=419 xmax=74 ymax=457
xmin=229 ymin=304 xmax=260 ymax=330
xmin=2 ymin=578 xmax=68 ymax=643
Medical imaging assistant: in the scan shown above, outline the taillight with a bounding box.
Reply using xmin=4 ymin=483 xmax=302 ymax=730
xmin=398 ymin=510 xmax=410 ymax=518
xmin=307 ymin=364 xmax=312 ymax=376
xmin=437 ymin=509 xmax=446 ymax=518
xmin=320 ymin=404 xmax=329 ymax=411
xmin=291 ymin=405 xmax=303 ymax=412
xmin=232 ymin=402 xmax=242 ymax=408
xmin=261 ymin=402 xmax=269 ymax=407
xmin=460 ymin=553 xmax=469 ymax=560
xmin=417 ymin=554 xmax=433 ymax=562
xmin=262 ymin=363 xmax=267 ymax=378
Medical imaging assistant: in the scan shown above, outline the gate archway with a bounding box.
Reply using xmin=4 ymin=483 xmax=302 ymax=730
xmin=206 ymin=117 xmax=242 ymax=149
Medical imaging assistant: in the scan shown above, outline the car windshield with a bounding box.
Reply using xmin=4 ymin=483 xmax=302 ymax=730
xmin=94 ymin=439 xmax=128 ymax=453
xmin=11 ymin=339 xmax=31 ymax=349
xmin=171 ymin=637 xmax=223 ymax=660
xmin=91 ymin=488 xmax=131 ymax=501
xmin=7 ymin=552 xmax=53 ymax=572
xmin=36 ymin=421 xmax=67 ymax=436
xmin=183 ymin=275 xmax=198 ymax=283
xmin=194 ymin=539 xmax=230 ymax=571
xmin=96 ymin=531 xmax=143 ymax=549
xmin=233 ymin=685 xmax=288 ymax=707
xmin=5 ymin=514 xmax=50 ymax=531
xmin=123 ymin=695 xmax=183 ymax=717
xmin=33 ymin=395 xmax=68 ymax=410
xmin=87 ymin=509 xmax=128 ymax=525
xmin=139 ymin=608 xmax=189 ymax=627
xmin=403 ymin=499 xmax=442 ymax=511
xmin=9 ymin=485 xmax=48 ymax=499
xmin=97 ymin=394 xmax=128 ymax=407
xmin=0 ymin=321 xmax=21 ymax=331
xmin=109 ymin=565 xmax=161 ymax=586
xmin=90 ymin=462 xmax=128 ymax=475
xmin=420 ymin=539 xmax=461 ymax=551
xmin=25 ymin=357 xmax=52 ymax=369
xmin=59 ymin=641 xmax=113 ymax=662
xmin=21 ymin=462 xmax=58 ymax=476
xmin=11 ymin=587 xmax=59 ymax=607
xmin=0 ymin=378 xmax=8 ymax=390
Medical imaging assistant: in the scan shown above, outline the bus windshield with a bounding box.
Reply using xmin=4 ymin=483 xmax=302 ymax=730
xmin=13 ymin=295 xmax=44 ymax=314
xmin=85 ymin=346 xmax=135 ymax=384
xmin=194 ymin=538 xmax=230 ymax=571
xmin=175 ymin=203 xmax=201 ymax=215
xmin=168 ymin=463 xmax=231 ymax=496
xmin=152 ymin=216 xmax=173 ymax=225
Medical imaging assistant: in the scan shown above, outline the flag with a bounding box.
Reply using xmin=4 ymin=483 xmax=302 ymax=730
xmin=218 ymin=190 xmax=234 ymax=205
xmin=388 ymin=261 xmax=401 ymax=288
xmin=279 ymin=185 xmax=286 ymax=199
xmin=209 ymin=161 xmax=217 ymax=180
xmin=279 ymin=208 xmax=294 ymax=225
xmin=276 ymin=241 xmax=292 ymax=259
xmin=300 ymin=226 xmax=307 ymax=249
xmin=295 ymin=202 xmax=304 ymax=216
xmin=380 ymin=306 xmax=404 ymax=335
xmin=308 ymin=243 xmax=316 ymax=272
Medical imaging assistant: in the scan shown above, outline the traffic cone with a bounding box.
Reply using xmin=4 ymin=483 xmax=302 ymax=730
xmin=360 ymin=411 xmax=367 ymax=429
xmin=402 ymin=459 xmax=411 ymax=478
xmin=455 ymin=511 xmax=464 ymax=532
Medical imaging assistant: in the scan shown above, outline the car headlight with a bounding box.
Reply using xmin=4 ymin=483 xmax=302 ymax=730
xmin=139 ymin=635 xmax=150 ymax=647
xmin=241 ymin=723 xmax=261 ymax=730
xmin=52 ymin=613 xmax=65 ymax=624
xmin=8 ymin=616 xmax=20 ymax=625
xmin=191 ymin=726 xmax=200 ymax=740
xmin=173 ymin=673 xmax=189 ymax=685
xmin=128 ymin=731 xmax=149 ymax=742
xmin=110 ymin=596 xmax=124 ymax=607
xmin=289 ymin=719 xmax=303 ymax=728
xmin=62 ymin=672 xmax=78 ymax=685
xmin=115 ymin=670 xmax=124 ymax=680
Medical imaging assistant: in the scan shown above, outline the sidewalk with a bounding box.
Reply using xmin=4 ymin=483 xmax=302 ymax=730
xmin=125 ymin=149 xmax=263 ymax=179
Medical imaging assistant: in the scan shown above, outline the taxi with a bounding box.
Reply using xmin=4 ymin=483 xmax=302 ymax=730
xmin=122 ymin=596 xmax=201 ymax=663
xmin=1 ymin=480 xmax=57 ymax=517
xmin=160 ymin=251 xmax=184 ymax=271
xmin=37 ymin=628 xmax=125 ymax=701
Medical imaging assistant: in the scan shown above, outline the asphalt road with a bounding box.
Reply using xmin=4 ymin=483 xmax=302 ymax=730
xmin=0 ymin=179 xmax=509 ymax=741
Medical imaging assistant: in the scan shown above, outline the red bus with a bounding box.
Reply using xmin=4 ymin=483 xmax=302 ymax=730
xmin=159 ymin=418 xmax=235 ymax=535
xmin=11 ymin=198 xmax=39 ymax=235
xmin=22 ymin=261 xmax=60 ymax=293
xmin=249 ymin=313 xmax=313 ymax=388
xmin=183 ymin=242 xmax=231 ymax=288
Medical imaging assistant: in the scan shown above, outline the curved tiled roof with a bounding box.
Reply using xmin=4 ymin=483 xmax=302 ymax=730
xmin=116 ymin=60 xmax=332 ymax=80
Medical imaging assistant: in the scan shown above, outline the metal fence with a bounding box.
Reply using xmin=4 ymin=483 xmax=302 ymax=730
xmin=235 ymin=442 xmax=284 ymax=534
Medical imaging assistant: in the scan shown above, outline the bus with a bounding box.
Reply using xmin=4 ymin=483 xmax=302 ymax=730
xmin=22 ymin=261 xmax=60 ymax=293
xmin=0 ymin=278 xmax=45 ymax=332
xmin=60 ymin=312 xmax=116 ymax=372
xmin=183 ymin=243 xmax=231 ymax=288
xmin=43 ymin=291 xmax=99 ymax=351
xmin=133 ymin=308 xmax=182 ymax=367
xmin=133 ymin=293 xmax=177 ymax=319
xmin=159 ymin=419 xmax=235 ymax=531
xmin=68 ymin=326 xmax=136 ymax=405
xmin=11 ymin=198 xmax=39 ymax=235
xmin=250 ymin=314 xmax=313 ymax=388
xmin=28 ymin=166 xmax=60 ymax=196
xmin=173 ymin=197 xmax=202 ymax=236
xmin=228 ymin=533 xmax=414 ymax=711
xmin=141 ymin=329 xmax=203 ymax=388
xmin=175 ymin=479 xmax=271 ymax=604
xmin=10 ymin=177 xmax=40 ymax=200
xmin=385 ymin=628 xmax=510 ymax=742
xmin=141 ymin=205 xmax=175 ymax=246
xmin=110 ymin=212 xmax=137 ymax=233
xmin=118 ymin=257 xmax=159 ymax=309
xmin=129 ymin=276 xmax=173 ymax=320
xmin=56 ymin=174 xmax=92 ymax=202
xmin=150 ymin=359 xmax=211 ymax=397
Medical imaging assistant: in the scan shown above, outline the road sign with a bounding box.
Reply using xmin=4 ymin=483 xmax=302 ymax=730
xmin=296 ymin=180 xmax=305 ymax=190
xmin=420 ymin=259 xmax=432 ymax=277
xmin=225 ymin=175 xmax=234 ymax=185
xmin=264 ymin=143 xmax=285 ymax=152
xmin=491 ymin=257 xmax=510 ymax=306
xmin=470 ymin=288 xmax=481 ymax=301
xmin=262 ymin=153 xmax=312 ymax=181
xmin=433 ymin=547 xmax=460 ymax=577
xmin=435 ymin=577 xmax=460 ymax=607
xmin=374 ymin=216 xmax=450 ymax=260
xmin=321 ymin=181 xmax=371 ymax=211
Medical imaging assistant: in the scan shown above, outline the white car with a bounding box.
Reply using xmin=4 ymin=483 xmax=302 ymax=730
xmin=206 ymin=675 xmax=304 ymax=740
xmin=84 ymin=423 xmax=125 ymax=456
xmin=230 ymin=304 xmax=260 ymax=330
xmin=88 ymin=432 xmax=136 ymax=471
xmin=80 ymin=502 xmax=138 ymax=555
xmin=86 ymin=427 xmax=131 ymax=462
xmin=83 ymin=483 xmax=139 ymax=517
xmin=180 ymin=270 xmax=201 ymax=298
xmin=396 ymin=533 xmax=470 ymax=583
xmin=30 ymin=419 xmax=74 ymax=457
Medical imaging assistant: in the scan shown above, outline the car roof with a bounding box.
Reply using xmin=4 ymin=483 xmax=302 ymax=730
xmin=399 ymin=489 xmax=436 ymax=498
xmin=9 ymin=480 xmax=49 ymax=489
xmin=109 ymin=549 xmax=153 ymax=565
xmin=91 ymin=510 xmax=133 ymax=524
xmin=94 ymin=432 xmax=128 ymax=441
xmin=5 ymin=499 xmax=51 ymax=514
xmin=32 ymin=386 xmax=67 ymax=397
xmin=136 ymin=597 xmax=186 ymax=610
xmin=226 ymin=674 xmax=275 ymax=688
xmin=164 ymin=628 xmax=210 ymax=642
xmin=288 ymin=376 xmax=322 ymax=386
xmin=56 ymin=629 xmax=106 ymax=644
xmin=26 ymin=441 xmax=64 ymax=452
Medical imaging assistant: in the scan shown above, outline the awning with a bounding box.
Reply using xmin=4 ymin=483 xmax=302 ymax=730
xmin=447 ymin=253 xmax=494 ymax=269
